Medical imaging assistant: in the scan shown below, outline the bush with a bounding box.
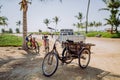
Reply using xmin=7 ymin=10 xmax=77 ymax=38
xmin=86 ymin=31 xmax=120 ymax=38
xmin=101 ymin=32 xmax=111 ymax=38
xmin=111 ymin=33 xmax=120 ymax=38
xmin=0 ymin=34 xmax=22 ymax=47
xmin=86 ymin=31 xmax=99 ymax=37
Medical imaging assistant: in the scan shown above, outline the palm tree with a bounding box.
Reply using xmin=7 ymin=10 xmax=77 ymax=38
xmin=75 ymin=12 xmax=84 ymax=32
xmin=73 ymin=23 xmax=80 ymax=32
xmin=0 ymin=5 xmax=2 ymax=13
xmin=100 ymin=0 xmax=120 ymax=33
xmin=0 ymin=16 xmax=8 ymax=30
xmin=88 ymin=22 xmax=94 ymax=31
xmin=19 ymin=0 xmax=31 ymax=49
xmin=0 ymin=16 xmax=8 ymax=25
xmin=53 ymin=16 xmax=60 ymax=32
xmin=43 ymin=18 xmax=50 ymax=27
xmin=88 ymin=21 xmax=102 ymax=31
xmin=0 ymin=17 xmax=3 ymax=25
xmin=9 ymin=28 xmax=13 ymax=33
xmin=75 ymin=12 xmax=83 ymax=22
xmin=89 ymin=22 xmax=94 ymax=27
xmin=19 ymin=0 xmax=62 ymax=49
xmin=2 ymin=17 xmax=8 ymax=29
xmin=114 ymin=14 xmax=120 ymax=33
xmin=104 ymin=17 xmax=115 ymax=32
xmin=73 ymin=22 xmax=84 ymax=32
xmin=95 ymin=22 xmax=102 ymax=31
xmin=16 ymin=20 xmax=22 ymax=33
xmin=16 ymin=28 xmax=20 ymax=33
xmin=1 ymin=28 xmax=5 ymax=33
xmin=96 ymin=22 xmax=102 ymax=27
xmin=39 ymin=29 xmax=42 ymax=33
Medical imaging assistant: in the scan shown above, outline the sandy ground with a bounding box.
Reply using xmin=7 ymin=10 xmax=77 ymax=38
xmin=0 ymin=36 xmax=120 ymax=80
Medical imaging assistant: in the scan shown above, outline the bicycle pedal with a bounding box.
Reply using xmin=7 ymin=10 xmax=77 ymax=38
xmin=61 ymin=56 xmax=65 ymax=59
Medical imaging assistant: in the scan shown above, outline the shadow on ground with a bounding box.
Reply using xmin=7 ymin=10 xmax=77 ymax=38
xmin=0 ymin=48 xmax=120 ymax=80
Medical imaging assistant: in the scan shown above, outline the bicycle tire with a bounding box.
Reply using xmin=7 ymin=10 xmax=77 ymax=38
xmin=34 ymin=41 xmax=39 ymax=54
xmin=62 ymin=47 xmax=73 ymax=64
xmin=78 ymin=48 xmax=91 ymax=69
xmin=26 ymin=41 xmax=32 ymax=49
xmin=42 ymin=52 xmax=59 ymax=77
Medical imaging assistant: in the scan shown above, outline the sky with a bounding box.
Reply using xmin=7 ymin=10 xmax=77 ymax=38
xmin=0 ymin=0 xmax=113 ymax=33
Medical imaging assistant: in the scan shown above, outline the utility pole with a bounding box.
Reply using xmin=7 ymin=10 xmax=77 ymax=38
xmin=86 ymin=0 xmax=90 ymax=34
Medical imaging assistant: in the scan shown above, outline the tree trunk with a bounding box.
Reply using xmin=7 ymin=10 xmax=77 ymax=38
xmin=22 ymin=11 xmax=27 ymax=49
xmin=19 ymin=25 xmax=20 ymax=33
xmin=78 ymin=28 xmax=79 ymax=33
xmin=115 ymin=26 xmax=118 ymax=33
xmin=111 ymin=26 xmax=113 ymax=34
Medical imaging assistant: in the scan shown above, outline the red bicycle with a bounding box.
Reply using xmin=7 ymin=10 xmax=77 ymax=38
xmin=42 ymin=35 xmax=49 ymax=53
xmin=26 ymin=33 xmax=39 ymax=54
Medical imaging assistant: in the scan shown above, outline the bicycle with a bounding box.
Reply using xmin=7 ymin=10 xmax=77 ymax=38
xmin=25 ymin=33 xmax=40 ymax=54
xmin=42 ymin=39 xmax=94 ymax=77
xmin=42 ymin=35 xmax=49 ymax=53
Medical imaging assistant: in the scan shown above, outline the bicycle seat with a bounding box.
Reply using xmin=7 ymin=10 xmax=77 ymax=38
xmin=44 ymin=36 xmax=48 ymax=38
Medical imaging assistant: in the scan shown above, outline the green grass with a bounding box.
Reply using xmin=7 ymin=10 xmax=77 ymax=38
xmin=86 ymin=31 xmax=120 ymax=38
xmin=0 ymin=34 xmax=22 ymax=47
xmin=86 ymin=32 xmax=99 ymax=37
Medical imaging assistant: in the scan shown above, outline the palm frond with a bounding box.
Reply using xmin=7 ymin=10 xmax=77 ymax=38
xmin=43 ymin=18 xmax=50 ymax=27
xmin=53 ymin=16 xmax=60 ymax=25
xmin=102 ymin=0 xmax=107 ymax=4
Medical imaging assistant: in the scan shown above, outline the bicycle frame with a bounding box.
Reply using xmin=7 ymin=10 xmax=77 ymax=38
xmin=50 ymin=40 xmax=70 ymax=63
xmin=26 ymin=34 xmax=36 ymax=48
xmin=50 ymin=40 xmax=61 ymax=59
xmin=51 ymin=39 xmax=90 ymax=63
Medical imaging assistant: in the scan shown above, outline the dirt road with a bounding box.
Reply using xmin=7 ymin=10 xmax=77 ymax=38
xmin=0 ymin=37 xmax=120 ymax=80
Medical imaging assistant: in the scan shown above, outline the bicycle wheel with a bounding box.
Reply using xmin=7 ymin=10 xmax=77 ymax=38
xmin=33 ymin=41 xmax=39 ymax=54
xmin=26 ymin=41 xmax=32 ymax=49
xmin=62 ymin=48 xmax=73 ymax=64
xmin=45 ymin=47 xmax=49 ymax=53
xmin=78 ymin=48 xmax=90 ymax=69
xmin=42 ymin=52 xmax=59 ymax=77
